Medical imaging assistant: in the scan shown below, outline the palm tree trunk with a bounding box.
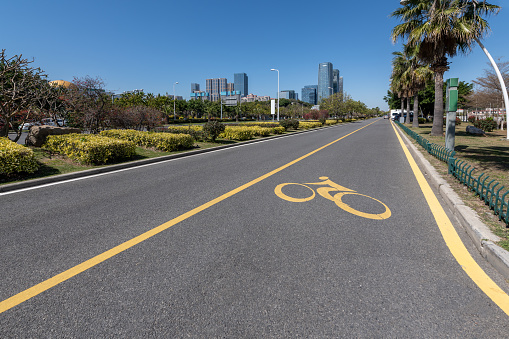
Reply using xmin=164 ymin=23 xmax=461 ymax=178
xmin=400 ymin=96 xmax=405 ymax=122
xmin=412 ymin=93 xmax=419 ymax=128
xmin=431 ymin=71 xmax=444 ymax=136
xmin=405 ymin=97 xmax=411 ymax=124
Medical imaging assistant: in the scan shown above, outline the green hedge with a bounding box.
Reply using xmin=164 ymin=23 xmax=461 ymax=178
xmin=0 ymin=137 xmax=39 ymax=175
xmin=44 ymin=134 xmax=136 ymax=164
xmin=100 ymin=129 xmax=195 ymax=152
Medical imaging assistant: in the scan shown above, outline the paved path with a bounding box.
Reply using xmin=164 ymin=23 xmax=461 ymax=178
xmin=1 ymin=119 xmax=508 ymax=337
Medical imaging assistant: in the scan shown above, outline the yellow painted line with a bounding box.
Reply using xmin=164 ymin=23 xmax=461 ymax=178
xmin=391 ymin=122 xmax=509 ymax=316
xmin=0 ymin=120 xmax=379 ymax=314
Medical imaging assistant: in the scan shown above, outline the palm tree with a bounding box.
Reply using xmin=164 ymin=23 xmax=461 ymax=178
xmin=391 ymin=0 xmax=500 ymax=136
xmin=404 ymin=44 xmax=434 ymax=127
xmin=391 ymin=50 xmax=411 ymax=122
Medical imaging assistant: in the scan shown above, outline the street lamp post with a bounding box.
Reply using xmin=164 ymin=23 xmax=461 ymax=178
xmin=173 ymin=82 xmax=179 ymax=121
xmin=271 ymin=69 xmax=279 ymax=121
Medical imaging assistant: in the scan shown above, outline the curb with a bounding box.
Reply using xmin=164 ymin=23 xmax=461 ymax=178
xmin=397 ymin=125 xmax=509 ymax=281
xmin=1 ymin=124 xmax=338 ymax=193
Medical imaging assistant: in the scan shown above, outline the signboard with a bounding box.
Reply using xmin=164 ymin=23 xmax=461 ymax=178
xmin=271 ymin=99 xmax=275 ymax=115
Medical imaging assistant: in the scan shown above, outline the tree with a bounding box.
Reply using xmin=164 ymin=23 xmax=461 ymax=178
xmin=64 ymin=76 xmax=114 ymax=133
xmin=0 ymin=50 xmax=47 ymax=140
xmin=467 ymin=59 xmax=508 ymax=115
xmin=392 ymin=0 xmax=500 ymax=135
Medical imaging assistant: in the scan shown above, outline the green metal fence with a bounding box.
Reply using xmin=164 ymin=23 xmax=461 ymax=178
xmin=395 ymin=121 xmax=509 ymax=226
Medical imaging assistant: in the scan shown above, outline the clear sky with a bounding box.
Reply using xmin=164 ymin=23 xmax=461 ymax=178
xmin=3 ymin=0 xmax=508 ymax=111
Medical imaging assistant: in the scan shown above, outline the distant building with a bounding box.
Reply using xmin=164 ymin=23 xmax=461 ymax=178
xmin=227 ymin=83 xmax=235 ymax=92
xmin=333 ymin=69 xmax=340 ymax=94
xmin=221 ymin=91 xmax=241 ymax=106
xmin=234 ymin=73 xmax=248 ymax=97
xmin=318 ymin=62 xmax=333 ymax=102
xmin=280 ymin=90 xmax=297 ymax=100
xmin=206 ymin=78 xmax=227 ymax=102
xmin=241 ymin=94 xmax=270 ymax=103
xmin=301 ymin=85 xmax=317 ymax=105
xmin=190 ymin=91 xmax=210 ymax=101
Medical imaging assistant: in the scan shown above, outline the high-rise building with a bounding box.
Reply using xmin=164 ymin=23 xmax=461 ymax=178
xmin=227 ymin=83 xmax=235 ymax=92
xmin=339 ymin=76 xmax=344 ymax=97
xmin=234 ymin=73 xmax=248 ymax=97
xmin=191 ymin=83 xmax=200 ymax=93
xmin=333 ymin=69 xmax=340 ymax=95
xmin=206 ymin=78 xmax=227 ymax=102
xmin=318 ymin=62 xmax=333 ymax=103
xmin=302 ymin=85 xmax=317 ymax=105
xmin=280 ymin=90 xmax=297 ymax=100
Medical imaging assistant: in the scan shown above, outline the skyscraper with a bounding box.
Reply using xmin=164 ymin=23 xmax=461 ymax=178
xmin=318 ymin=62 xmax=333 ymax=103
xmin=333 ymin=69 xmax=340 ymax=95
xmin=301 ymin=85 xmax=317 ymax=105
xmin=191 ymin=83 xmax=200 ymax=93
xmin=234 ymin=73 xmax=248 ymax=97
xmin=206 ymin=78 xmax=227 ymax=102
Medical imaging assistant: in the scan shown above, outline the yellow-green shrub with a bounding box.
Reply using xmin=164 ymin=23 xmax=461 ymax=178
xmin=220 ymin=126 xmax=255 ymax=141
xmin=100 ymin=129 xmax=194 ymax=152
xmin=300 ymin=121 xmax=323 ymax=129
xmin=168 ymin=125 xmax=203 ymax=132
xmin=0 ymin=137 xmax=39 ymax=175
xmin=44 ymin=134 xmax=136 ymax=164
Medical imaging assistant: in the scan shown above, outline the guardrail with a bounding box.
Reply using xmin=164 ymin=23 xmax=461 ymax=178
xmin=395 ymin=121 xmax=509 ymax=226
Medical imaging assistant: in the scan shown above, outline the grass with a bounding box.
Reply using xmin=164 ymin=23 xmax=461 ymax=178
xmin=403 ymin=122 xmax=509 ymax=250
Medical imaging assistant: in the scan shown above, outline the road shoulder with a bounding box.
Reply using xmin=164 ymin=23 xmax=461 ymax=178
xmin=395 ymin=123 xmax=509 ymax=281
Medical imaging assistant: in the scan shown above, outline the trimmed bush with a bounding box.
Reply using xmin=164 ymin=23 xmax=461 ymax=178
xmin=220 ymin=126 xmax=255 ymax=141
xmin=279 ymin=119 xmax=300 ymax=131
xmin=473 ymin=118 xmax=497 ymax=132
xmin=100 ymin=129 xmax=195 ymax=152
xmin=166 ymin=125 xmax=205 ymax=141
xmin=203 ymin=121 xmax=225 ymax=142
xmin=44 ymin=134 xmax=136 ymax=164
xmin=299 ymin=121 xmax=323 ymax=129
xmin=0 ymin=137 xmax=39 ymax=175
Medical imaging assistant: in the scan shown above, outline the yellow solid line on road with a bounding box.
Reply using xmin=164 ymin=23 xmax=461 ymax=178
xmin=391 ymin=122 xmax=509 ymax=317
xmin=0 ymin=120 xmax=379 ymax=314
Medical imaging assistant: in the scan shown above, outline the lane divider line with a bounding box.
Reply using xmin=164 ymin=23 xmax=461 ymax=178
xmin=0 ymin=120 xmax=379 ymax=314
xmin=390 ymin=122 xmax=509 ymax=316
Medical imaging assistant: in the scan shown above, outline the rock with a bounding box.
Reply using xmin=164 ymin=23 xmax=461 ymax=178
xmin=26 ymin=125 xmax=81 ymax=147
xmin=466 ymin=125 xmax=485 ymax=136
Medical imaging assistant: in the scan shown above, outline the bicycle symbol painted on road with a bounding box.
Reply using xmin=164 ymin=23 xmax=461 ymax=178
xmin=274 ymin=177 xmax=392 ymax=220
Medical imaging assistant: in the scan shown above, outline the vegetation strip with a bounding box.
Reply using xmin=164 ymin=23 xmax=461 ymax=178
xmin=396 ymin=121 xmax=509 ymax=226
xmin=0 ymin=120 xmax=377 ymax=313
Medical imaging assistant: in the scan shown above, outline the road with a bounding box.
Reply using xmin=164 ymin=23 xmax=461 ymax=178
xmin=1 ymin=119 xmax=509 ymax=337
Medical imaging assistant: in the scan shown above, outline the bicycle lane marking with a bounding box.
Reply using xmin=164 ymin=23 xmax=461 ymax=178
xmin=390 ymin=122 xmax=509 ymax=317
xmin=0 ymin=119 xmax=380 ymax=314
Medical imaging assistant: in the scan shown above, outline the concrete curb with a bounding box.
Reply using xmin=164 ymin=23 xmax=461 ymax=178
xmin=397 ymin=125 xmax=509 ymax=281
xmin=1 ymin=124 xmax=338 ymax=193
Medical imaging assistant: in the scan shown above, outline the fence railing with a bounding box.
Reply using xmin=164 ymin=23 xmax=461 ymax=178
xmin=395 ymin=121 xmax=509 ymax=226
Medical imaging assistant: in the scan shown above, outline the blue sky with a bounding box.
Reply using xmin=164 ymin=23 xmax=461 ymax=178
xmin=4 ymin=0 xmax=508 ymax=110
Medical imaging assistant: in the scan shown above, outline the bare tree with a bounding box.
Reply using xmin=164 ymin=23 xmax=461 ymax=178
xmin=63 ymin=76 xmax=113 ymax=133
xmin=0 ymin=49 xmax=46 ymax=140
xmin=467 ymin=59 xmax=508 ymax=124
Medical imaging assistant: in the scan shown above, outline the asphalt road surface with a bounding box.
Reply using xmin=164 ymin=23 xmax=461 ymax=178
xmin=1 ymin=118 xmax=509 ymax=337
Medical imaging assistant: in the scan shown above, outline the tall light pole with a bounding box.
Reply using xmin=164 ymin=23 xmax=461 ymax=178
xmin=173 ymin=82 xmax=179 ymax=121
xmin=271 ymin=69 xmax=279 ymax=121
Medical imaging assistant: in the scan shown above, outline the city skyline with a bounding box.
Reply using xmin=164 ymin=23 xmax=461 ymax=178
xmin=4 ymin=1 xmax=508 ymax=111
